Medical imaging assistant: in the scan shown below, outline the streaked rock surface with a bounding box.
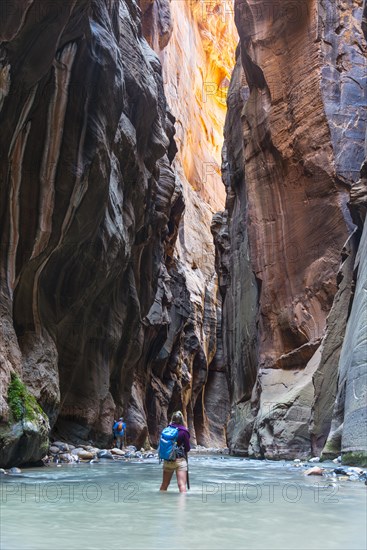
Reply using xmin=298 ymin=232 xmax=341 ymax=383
xmin=134 ymin=0 xmax=237 ymax=447
xmin=322 ymin=0 xmax=367 ymax=466
xmin=0 ymin=0 xmax=235 ymax=465
xmin=215 ymin=0 xmax=367 ymax=460
xmin=1 ymin=0 xmax=365 ymax=467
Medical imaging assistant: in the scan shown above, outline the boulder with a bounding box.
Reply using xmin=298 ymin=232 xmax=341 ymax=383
xmin=52 ymin=442 xmax=69 ymax=452
xmin=111 ymin=449 xmax=125 ymax=456
xmin=304 ymin=467 xmax=324 ymax=476
xmin=97 ymin=450 xmax=114 ymax=460
xmin=76 ymin=450 xmax=95 ymax=460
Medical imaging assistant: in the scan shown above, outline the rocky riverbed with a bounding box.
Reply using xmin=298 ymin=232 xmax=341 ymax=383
xmin=44 ymin=442 xmax=231 ymax=463
xmin=0 ymin=444 xmax=366 ymax=487
xmin=41 ymin=441 xmax=156 ymax=464
xmin=0 ymin=441 xmax=231 ymax=469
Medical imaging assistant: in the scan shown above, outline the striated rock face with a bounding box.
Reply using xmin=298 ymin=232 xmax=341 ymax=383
xmin=0 ymin=0 xmax=180 ymax=464
xmin=322 ymin=221 xmax=367 ymax=466
xmin=215 ymin=0 xmax=367 ymax=459
xmin=321 ymin=2 xmax=367 ymax=465
xmin=1 ymin=0 xmax=364 ymax=467
xmin=0 ymin=0 xmax=234 ymax=465
xmin=129 ymin=0 xmax=237 ymax=447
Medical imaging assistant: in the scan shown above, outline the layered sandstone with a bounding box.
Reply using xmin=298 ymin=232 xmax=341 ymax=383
xmin=0 ymin=0 xmax=236 ymax=466
xmin=0 ymin=0 xmax=178 ymax=465
xmin=133 ymin=0 xmax=237 ymax=447
xmin=215 ymin=0 xmax=367 ymax=460
xmin=2 ymin=0 xmax=364 ymax=468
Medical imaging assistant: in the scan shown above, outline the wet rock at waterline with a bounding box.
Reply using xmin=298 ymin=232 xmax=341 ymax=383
xmin=43 ymin=442 xmax=231 ymax=464
xmin=97 ymin=450 xmax=114 ymax=460
xmin=110 ymin=448 xmax=125 ymax=456
xmin=9 ymin=467 xmax=22 ymax=475
xmin=44 ymin=440 xmax=161 ymax=464
xmin=0 ymin=375 xmax=50 ymax=468
xmin=304 ymin=467 xmax=324 ymax=476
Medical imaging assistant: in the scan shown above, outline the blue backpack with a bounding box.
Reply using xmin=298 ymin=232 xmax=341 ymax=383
xmin=113 ymin=421 xmax=125 ymax=436
xmin=158 ymin=425 xmax=179 ymax=461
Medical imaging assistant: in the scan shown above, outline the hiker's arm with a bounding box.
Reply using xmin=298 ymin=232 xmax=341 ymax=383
xmin=183 ymin=431 xmax=190 ymax=454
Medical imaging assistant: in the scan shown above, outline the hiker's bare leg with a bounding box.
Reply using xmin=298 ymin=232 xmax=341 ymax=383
xmin=160 ymin=470 xmax=174 ymax=491
xmin=176 ymin=470 xmax=187 ymax=493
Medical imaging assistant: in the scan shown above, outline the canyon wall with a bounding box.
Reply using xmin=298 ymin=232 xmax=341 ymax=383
xmin=125 ymin=0 xmax=238 ymax=449
xmin=1 ymin=0 xmax=364 ymax=468
xmin=215 ymin=0 xmax=367 ymax=462
xmin=321 ymin=0 xmax=367 ymax=465
xmin=0 ymin=0 xmax=233 ymax=467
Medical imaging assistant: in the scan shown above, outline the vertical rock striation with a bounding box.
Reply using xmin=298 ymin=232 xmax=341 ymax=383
xmin=216 ymin=0 xmax=367 ymax=460
xmin=133 ymin=0 xmax=237 ymax=447
xmin=321 ymin=0 xmax=367 ymax=465
xmin=0 ymin=0 xmax=181 ymax=464
xmin=0 ymin=0 xmax=236 ymax=465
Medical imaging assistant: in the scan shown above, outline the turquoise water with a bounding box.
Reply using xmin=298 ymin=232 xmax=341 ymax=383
xmin=1 ymin=456 xmax=366 ymax=550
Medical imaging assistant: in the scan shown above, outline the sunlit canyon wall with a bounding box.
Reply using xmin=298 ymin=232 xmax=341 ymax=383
xmin=129 ymin=0 xmax=238 ymax=449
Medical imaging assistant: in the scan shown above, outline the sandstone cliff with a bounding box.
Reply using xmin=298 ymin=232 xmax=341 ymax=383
xmin=321 ymin=0 xmax=367 ymax=465
xmin=1 ymin=0 xmax=365 ymax=468
xmin=0 ymin=0 xmax=234 ymax=467
xmin=215 ymin=0 xmax=367 ymax=462
xmin=135 ymin=0 xmax=237 ymax=448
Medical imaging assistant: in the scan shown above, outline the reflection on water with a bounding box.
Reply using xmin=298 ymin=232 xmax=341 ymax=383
xmin=1 ymin=456 xmax=366 ymax=550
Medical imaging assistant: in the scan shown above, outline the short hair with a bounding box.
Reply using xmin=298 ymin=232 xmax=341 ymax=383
xmin=171 ymin=411 xmax=184 ymax=425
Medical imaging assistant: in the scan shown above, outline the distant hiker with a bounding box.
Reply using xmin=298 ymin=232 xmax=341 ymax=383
xmin=159 ymin=411 xmax=190 ymax=493
xmin=112 ymin=417 xmax=126 ymax=450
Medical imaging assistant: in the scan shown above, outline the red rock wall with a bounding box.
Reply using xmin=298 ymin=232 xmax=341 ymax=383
xmin=0 ymin=0 xmax=179 ymax=465
xmin=216 ymin=0 xmax=367 ymax=459
xmin=0 ymin=0 xmax=231 ymax=466
xmin=1 ymin=0 xmax=364 ymax=467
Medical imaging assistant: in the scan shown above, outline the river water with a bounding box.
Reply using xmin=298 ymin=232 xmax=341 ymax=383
xmin=1 ymin=455 xmax=366 ymax=550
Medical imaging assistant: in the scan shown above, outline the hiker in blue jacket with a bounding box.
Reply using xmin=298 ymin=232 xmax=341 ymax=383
xmin=112 ymin=417 xmax=126 ymax=450
xmin=159 ymin=411 xmax=190 ymax=493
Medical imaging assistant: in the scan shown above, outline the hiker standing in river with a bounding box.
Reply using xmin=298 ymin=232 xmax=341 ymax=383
xmin=159 ymin=411 xmax=191 ymax=493
xmin=112 ymin=417 xmax=126 ymax=450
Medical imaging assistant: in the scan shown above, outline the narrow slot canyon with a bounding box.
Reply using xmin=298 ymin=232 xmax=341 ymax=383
xmin=0 ymin=0 xmax=366 ymax=475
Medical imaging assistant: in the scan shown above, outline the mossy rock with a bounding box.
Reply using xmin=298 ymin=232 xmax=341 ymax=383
xmin=0 ymin=374 xmax=50 ymax=468
xmin=320 ymin=427 xmax=342 ymax=461
xmin=320 ymin=448 xmax=339 ymax=462
xmin=8 ymin=374 xmax=45 ymax=423
xmin=342 ymin=451 xmax=367 ymax=468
